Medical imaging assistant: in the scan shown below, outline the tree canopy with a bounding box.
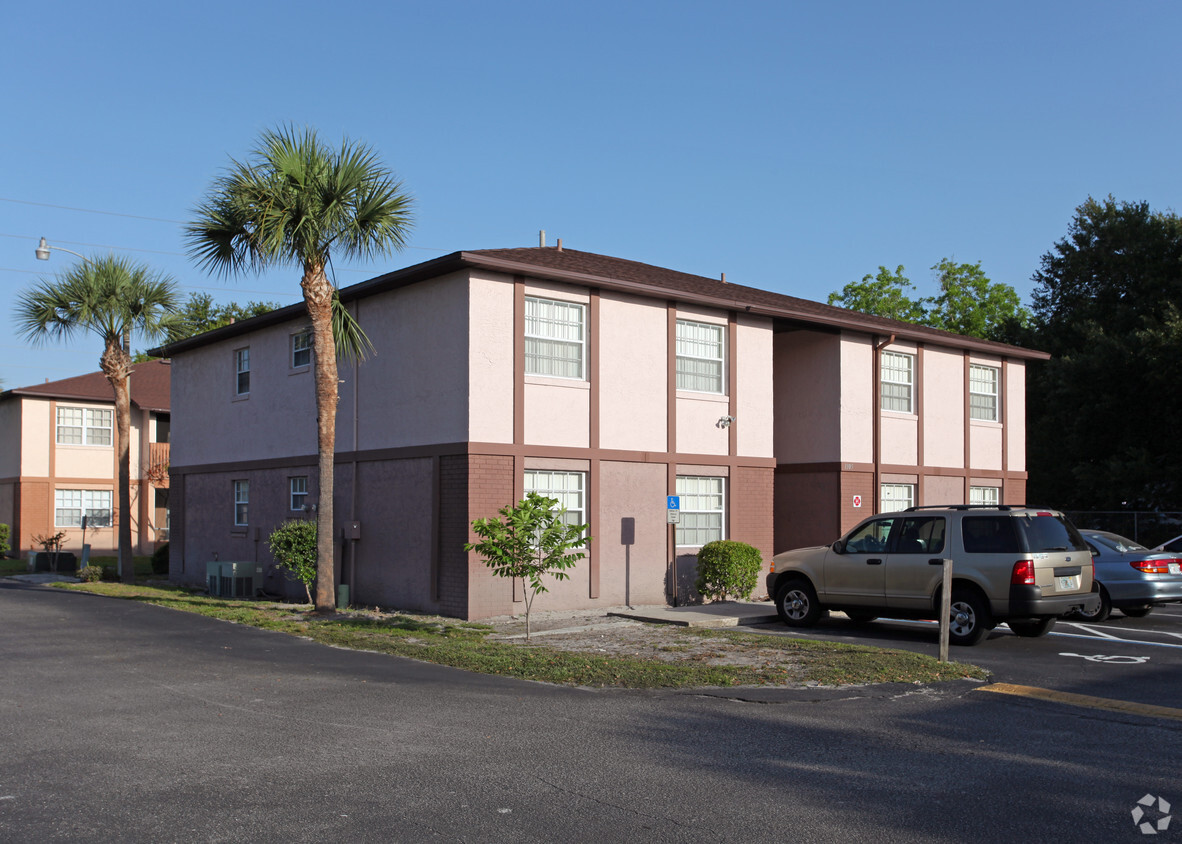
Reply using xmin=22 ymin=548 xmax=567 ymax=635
xmin=1025 ymin=196 xmax=1182 ymax=510
xmin=828 ymin=260 xmax=1029 ymax=343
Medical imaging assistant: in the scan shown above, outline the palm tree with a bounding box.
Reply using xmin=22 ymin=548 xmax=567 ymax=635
xmin=16 ymin=256 xmax=182 ymax=583
xmin=186 ymin=126 xmax=414 ymax=613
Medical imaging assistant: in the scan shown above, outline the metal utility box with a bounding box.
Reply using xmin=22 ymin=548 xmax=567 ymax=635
xmin=207 ymin=561 xmax=260 ymax=598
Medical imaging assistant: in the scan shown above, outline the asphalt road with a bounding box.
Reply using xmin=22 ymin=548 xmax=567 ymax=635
xmin=2 ymin=580 xmax=1179 ymax=843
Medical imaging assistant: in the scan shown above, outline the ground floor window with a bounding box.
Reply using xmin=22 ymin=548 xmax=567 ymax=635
xmin=676 ymin=475 xmax=725 ymax=547
xmin=524 ymin=470 xmax=586 ymax=527
xmin=234 ymin=480 xmax=249 ymax=526
xmin=880 ymin=483 xmax=915 ymax=512
xmin=290 ymin=476 xmax=308 ymax=511
xmin=969 ymin=485 xmax=999 ymax=506
xmin=55 ymin=489 xmax=112 ymax=528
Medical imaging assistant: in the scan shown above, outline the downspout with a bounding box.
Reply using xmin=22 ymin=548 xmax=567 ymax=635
xmin=872 ymin=334 xmax=895 ymax=512
xmin=348 ymin=299 xmax=360 ymax=601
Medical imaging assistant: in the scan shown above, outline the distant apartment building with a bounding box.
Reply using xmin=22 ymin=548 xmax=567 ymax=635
xmin=0 ymin=360 xmax=171 ymax=559
xmin=158 ymin=248 xmax=1045 ymax=618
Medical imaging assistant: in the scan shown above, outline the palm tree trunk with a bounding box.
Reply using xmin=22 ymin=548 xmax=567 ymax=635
xmin=102 ymin=343 xmax=134 ymax=584
xmin=304 ymin=265 xmax=339 ymax=614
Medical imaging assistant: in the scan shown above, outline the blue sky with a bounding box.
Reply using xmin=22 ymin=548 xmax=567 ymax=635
xmin=2 ymin=0 xmax=1178 ymax=389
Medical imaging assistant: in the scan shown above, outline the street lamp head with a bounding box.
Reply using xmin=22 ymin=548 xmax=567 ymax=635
xmin=35 ymin=237 xmax=51 ymax=261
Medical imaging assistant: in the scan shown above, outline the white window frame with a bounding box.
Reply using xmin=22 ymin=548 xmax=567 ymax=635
xmin=880 ymin=483 xmax=915 ymax=511
xmin=969 ymin=364 xmax=999 ymax=422
xmin=233 ymin=480 xmax=249 ymax=526
xmin=676 ymin=319 xmax=726 ymax=394
xmin=969 ymin=485 xmax=999 ymax=506
xmin=55 ymin=489 xmax=113 ymax=528
xmin=235 ymin=348 xmax=251 ymax=396
xmin=291 ymin=331 xmax=312 ymax=369
xmin=524 ymin=296 xmax=585 ymax=380
xmin=675 ymin=475 xmax=726 ymax=547
xmin=56 ymin=406 xmax=113 ymax=447
xmin=523 ymin=470 xmax=586 ymax=529
xmin=290 ymin=476 xmax=308 ymax=511
xmin=881 ymin=351 xmax=914 ymax=413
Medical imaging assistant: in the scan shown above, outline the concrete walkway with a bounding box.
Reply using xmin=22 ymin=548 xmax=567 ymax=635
xmin=3 ymin=572 xmax=81 ymax=584
xmin=609 ymin=600 xmax=780 ymax=628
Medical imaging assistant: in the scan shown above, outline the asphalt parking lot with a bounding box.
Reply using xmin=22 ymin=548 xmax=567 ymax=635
xmin=748 ymin=604 xmax=1182 ymax=710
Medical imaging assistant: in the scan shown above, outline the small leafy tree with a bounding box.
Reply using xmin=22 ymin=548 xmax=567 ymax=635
xmin=465 ymin=492 xmax=592 ymax=639
xmin=0 ymin=523 xmax=10 ymax=558
xmin=31 ymin=531 xmax=67 ymax=573
xmin=694 ymin=540 xmax=763 ymax=602
xmin=267 ymin=520 xmax=317 ymax=604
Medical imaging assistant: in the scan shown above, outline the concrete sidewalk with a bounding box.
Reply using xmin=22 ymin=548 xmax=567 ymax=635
xmin=609 ymin=600 xmax=780 ymax=628
xmin=3 ymin=573 xmax=81 ymax=585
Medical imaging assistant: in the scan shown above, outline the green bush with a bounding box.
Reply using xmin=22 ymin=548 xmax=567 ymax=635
xmin=78 ymin=565 xmax=104 ymax=583
xmin=101 ymin=566 xmax=119 ymax=582
xmin=268 ymin=520 xmax=317 ymax=603
xmin=694 ymin=540 xmax=763 ymax=602
xmin=151 ymin=543 xmax=170 ymax=575
xmin=0 ymin=523 xmax=10 ymax=558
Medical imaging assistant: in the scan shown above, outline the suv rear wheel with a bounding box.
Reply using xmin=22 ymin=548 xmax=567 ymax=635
xmin=775 ymin=579 xmax=823 ymax=627
xmin=948 ymin=588 xmax=992 ymax=646
xmin=1070 ymin=585 xmax=1111 ymax=623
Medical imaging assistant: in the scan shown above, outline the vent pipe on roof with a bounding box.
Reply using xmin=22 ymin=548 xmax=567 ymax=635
xmin=539 ymin=230 xmax=546 ymax=248
xmin=721 ymin=272 xmax=727 ymax=283
xmin=556 ymin=238 xmax=563 ymax=252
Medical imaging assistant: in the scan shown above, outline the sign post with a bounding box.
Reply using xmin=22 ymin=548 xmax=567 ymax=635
xmin=939 ymin=559 xmax=953 ymax=662
xmin=667 ymin=496 xmax=680 ymax=606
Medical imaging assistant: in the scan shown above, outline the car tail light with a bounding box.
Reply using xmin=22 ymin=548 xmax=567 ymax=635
xmin=1011 ymin=560 xmax=1036 ymax=585
xmin=769 ymin=560 xmax=776 ymax=573
xmin=1131 ymin=559 xmax=1180 ymax=574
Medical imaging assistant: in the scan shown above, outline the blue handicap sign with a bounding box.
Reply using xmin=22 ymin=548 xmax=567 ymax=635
xmin=667 ymin=496 xmax=680 ymax=510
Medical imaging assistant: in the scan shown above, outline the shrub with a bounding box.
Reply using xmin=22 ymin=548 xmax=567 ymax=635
xmin=694 ymin=540 xmax=763 ymax=602
xmin=78 ymin=565 xmax=104 ymax=583
xmin=268 ymin=520 xmax=317 ymax=603
xmin=0 ymin=523 xmax=10 ymax=558
xmin=101 ymin=566 xmax=119 ymax=582
xmin=151 ymin=543 xmax=170 ymax=575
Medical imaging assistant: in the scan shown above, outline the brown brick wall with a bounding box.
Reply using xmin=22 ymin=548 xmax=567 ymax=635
xmin=17 ymin=480 xmax=50 ymax=554
xmin=1005 ymin=478 xmax=1027 ymax=506
xmin=839 ymin=471 xmax=875 ymax=536
xmin=464 ymin=454 xmax=516 ymax=619
xmin=731 ymin=466 xmax=774 ymax=564
xmin=436 ymin=454 xmax=473 ymax=618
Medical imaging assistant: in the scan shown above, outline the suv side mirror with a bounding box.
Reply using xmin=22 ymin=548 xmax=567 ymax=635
xmin=832 ymin=539 xmax=846 ymax=554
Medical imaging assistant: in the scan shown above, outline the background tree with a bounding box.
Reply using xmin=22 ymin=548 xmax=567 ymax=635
xmin=16 ymin=256 xmax=182 ymax=582
xmin=827 ymin=265 xmax=926 ymax=323
xmin=187 ymin=126 xmax=414 ymax=613
xmin=1025 ymin=196 xmax=1182 ymax=510
xmin=464 ymin=493 xmax=591 ymax=639
xmin=134 ymin=293 xmax=279 ymax=361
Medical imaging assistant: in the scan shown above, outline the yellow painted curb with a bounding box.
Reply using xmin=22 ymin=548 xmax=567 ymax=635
xmin=976 ymin=682 xmax=1182 ymax=722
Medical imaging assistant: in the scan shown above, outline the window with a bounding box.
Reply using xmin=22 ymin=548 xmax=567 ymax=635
xmin=676 ymin=475 xmax=725 ymax=546
xmin=290 ymin=476 xmax=308 ymax=511
xmin=969 ymin=486 xmax=999 ymax=506
xmin=55 ymin=489 xmax=112 ymax=528
xmin=235 ymin=348 xmax=250 ymax=396
xmin=291 ymin=331 xmax=311 ymax=368
xmin=962 ymin=516 xmax=1020 ymax=554
xmin=56 ymin=407 xmax=113 ymax=446
xmin=233 ymin=480 xmax=249 ymax=526
xmin=524 ymin=470 xmax=586 ymax=528
xmin=676 ymin=320 xmax=726 ymax=394
xmin=525 ymin=297 xmax=584 ymax=379
xmin=844 ymin=518 xmax=895 ymax=554
xmin=894 ymin=517 xmax=946 ymax=555
xmin=969 ymin=364 xmax=999 ymax=422
xmin=880 ymin=483 xmax=915 ymax=511
xmin=881 ymin=351 xmax=914 ymax=413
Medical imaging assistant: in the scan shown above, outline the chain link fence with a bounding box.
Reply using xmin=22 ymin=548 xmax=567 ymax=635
xmin=1064 ymin=511 xmax=1182 ymax=548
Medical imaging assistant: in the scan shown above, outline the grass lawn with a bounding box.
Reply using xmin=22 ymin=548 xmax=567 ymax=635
xmin=48 ymin=581 xmax=989 ymax=689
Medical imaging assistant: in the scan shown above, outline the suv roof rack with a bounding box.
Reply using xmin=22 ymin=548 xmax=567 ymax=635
xmin=903 ymin=504 xmax=1024 ymax=512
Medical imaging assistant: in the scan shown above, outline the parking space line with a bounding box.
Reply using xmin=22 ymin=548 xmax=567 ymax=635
xmin=976 ymin=683 xmax=1182 ymax=722
xmin=1049 ymin=628 xmax=1182 ymax=650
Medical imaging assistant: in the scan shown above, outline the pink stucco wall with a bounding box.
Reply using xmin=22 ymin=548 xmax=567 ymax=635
xmin=735 ymin=315 xmax=774 ymax=459
xmin=839 ymin=334 xmax=874 ymax=464
xmin=599 ymin=292 xmax=667 ymax=452
xmin=922 ymin=347 xmax=965 ymax=468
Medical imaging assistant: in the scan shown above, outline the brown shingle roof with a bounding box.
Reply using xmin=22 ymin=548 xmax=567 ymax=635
xmin=154 ymin=246 xmax=1049 ymax=361
xmin=7 ymin=359 xmax=171 ymax=412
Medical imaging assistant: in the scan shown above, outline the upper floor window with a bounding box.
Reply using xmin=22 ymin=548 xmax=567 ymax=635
xmin=676 ymin=475 xmax=725 ymax=547
xmin=969 ymin=485 xmax=999 ymax=506
xmin=55 ymin=489 xmax=112 ymax=528
xmin=676 ymin=320 xmax=726 ymax=394
xmin=524 ymin=470 xmax=586 ymax=528
xmin=235 ymin=348 xmax=250 ymax=396
xmin=881 ymin=351 xmax=914 ymax=413
xmin=290 ymin=476 xmax=308 ymax=511
xmin=56 ymin=406 xmax=112 ymax=446
xmin=880 ymin=482 xmax=915 ymax=511
xmin=969 ymin=364 xmax=999 ymax=422
xmin=525 ymin=296 xmax=584 ymax=379
xmin=291 ymin=331 xmax=312 ymax=369
xmin=233 ymin=480 xmax=249 ymax=526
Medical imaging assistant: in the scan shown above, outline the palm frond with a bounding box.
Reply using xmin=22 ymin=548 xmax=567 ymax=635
xmin=331 ymin=291 xmax=375 ymax=363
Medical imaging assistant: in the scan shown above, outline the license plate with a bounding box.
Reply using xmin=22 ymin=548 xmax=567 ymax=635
xmin=1171 ymin=563 xmax=1181 ymax=575
xmin=1057 ymin=575 xmax=1080 ymax=591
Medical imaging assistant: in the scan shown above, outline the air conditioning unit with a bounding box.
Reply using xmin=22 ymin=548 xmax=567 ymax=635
xmin=206 ymin=561 xmax=260 ymax=598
